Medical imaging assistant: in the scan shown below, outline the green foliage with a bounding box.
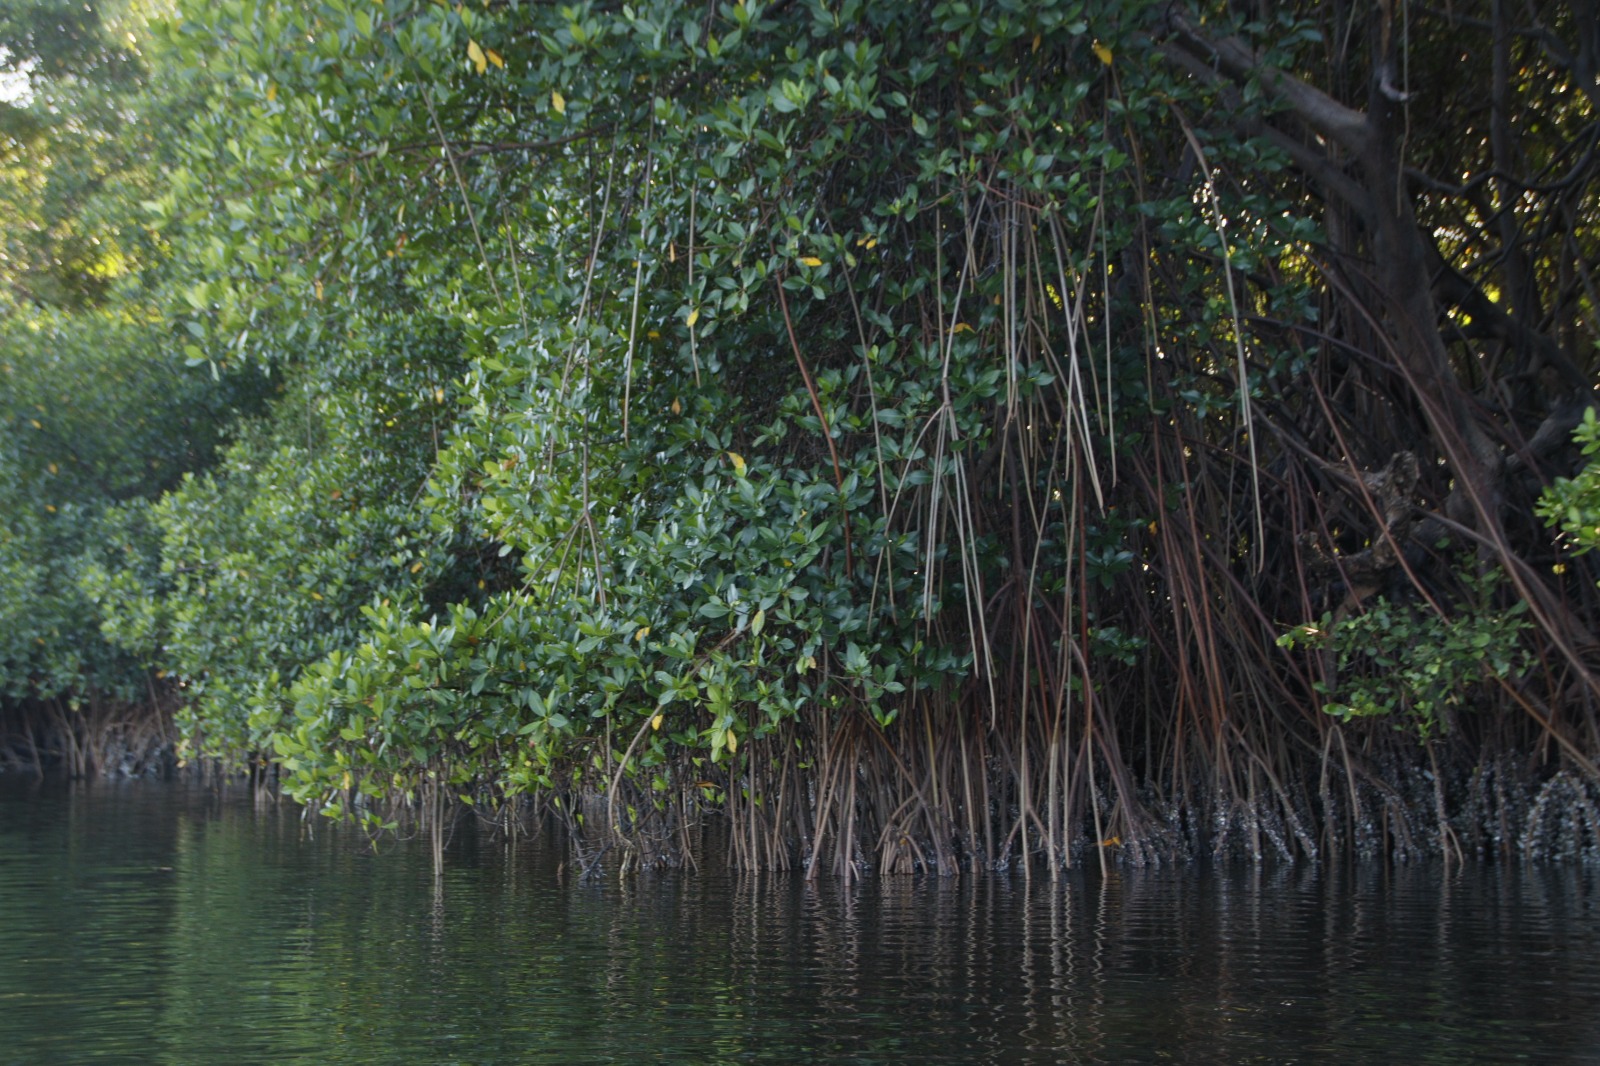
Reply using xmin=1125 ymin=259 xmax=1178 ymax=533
xmin=0 ymin=1 xmax=270 ymax=717
xmin=1538 ymin=407 xmax=1600 ymax=559
xmin=1277 ymin=572 xmax=1532 ymax=738
xmin=6 ymin=0 xmax=1595 ymax=865
xmin=0 ymin=0 xmax=141 ymax=81
xmin=87 ymin=313 xmax=469 ymax=764
xmin=118 ymin=0 xmax=1322 ymax=812
xmin=0 ymin=0 xmax=165 ymax=309
xmin=0 ymin=304 xmax=265 ymax=704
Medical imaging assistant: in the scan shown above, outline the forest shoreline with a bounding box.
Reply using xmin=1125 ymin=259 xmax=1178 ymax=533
xmin=7 ymin=698 xmax=1598 ymax=872
xmin=4 ymin=1 xmax=1600 ymax=880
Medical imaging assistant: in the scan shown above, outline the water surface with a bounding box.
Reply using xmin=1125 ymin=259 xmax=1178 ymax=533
xmin=2 ymin=779 xmax=1598 ymax=1063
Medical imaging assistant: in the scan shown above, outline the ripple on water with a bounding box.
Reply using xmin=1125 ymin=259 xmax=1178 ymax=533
xmin=2 ymin=780 xmax=1598 ymax=1064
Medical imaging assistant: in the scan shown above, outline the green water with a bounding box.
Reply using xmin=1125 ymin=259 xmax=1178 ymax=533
xmin=2 ymin=779 xmax=1598 ymax=1064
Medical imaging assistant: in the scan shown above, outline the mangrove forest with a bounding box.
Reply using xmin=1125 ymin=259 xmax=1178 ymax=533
xmin=4 ymin=0 xmax=1600 ymax=876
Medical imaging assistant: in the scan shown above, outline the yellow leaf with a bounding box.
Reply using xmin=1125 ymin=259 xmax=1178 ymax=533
xmin=686 ymin=308 xmax=699 ymax=328
xmin=434 ymin=386 xmax=445 ymax=403
xmin=47 ymin=462 xmax=57 ymax=474
xmin=468 ymin=39 xmax=487 ymax=74
xmin=551 ymin=89 xmax=566 ymax=114
xmin=726 ymin=730 xmax=738 ymax=753
xmin=1032 ymin=34 xmax=1041 ymax=52
xmin=266 ymin=83 xmax=277 ymax=102
xmin=1092 ymin=41 xmax=1112 ymax=66
xmin=29 ymin=419 xmax=40 ymax=429
xmin=486 ymin=48 xmax=504 ymax=69
xmin=799 ymin=256 xmax=823 ymax=267
xmin=635 ymin=626 xmax=651 ymax=642
xmin=651 ymin=714 xmax=664 ymax=731
xmin=311 ymin=591 xmax=323 ymax=600
xmin=864 ymin=237 xmax=877 ymax=250
xmin=1098 ymin=836 xmax=1122 ymax=847
xmin=410 ymin=560 xmax=424 ymax=573
xmin=728 ymin=452 xmax=746 ymax=477
xmin=314 ymin=279 xmax=324 ymax=301
xmin=951 ymin=322 xmax=973 ymax=333
xmin=647 ymin=329 xmax=660 ymax=340
xmin=670 ymin=398 xmax=681 ymax=415
xmin=45 ymin=504 xmax=56 ymax=513
xmin=668 ymin=242 xmax=676 ymax=263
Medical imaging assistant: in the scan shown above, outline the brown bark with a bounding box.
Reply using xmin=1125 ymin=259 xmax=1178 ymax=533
xmin=1157 ymin=4 xmax=1600 ymax=704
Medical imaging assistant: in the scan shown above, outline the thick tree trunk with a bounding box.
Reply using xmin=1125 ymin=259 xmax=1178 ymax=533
xmin=1158 ymin=4 xmax=1600 ymax=707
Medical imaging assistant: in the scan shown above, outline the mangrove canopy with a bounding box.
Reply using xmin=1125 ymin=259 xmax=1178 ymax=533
xmin=3 ymin=0 xmax=1600 ymax=872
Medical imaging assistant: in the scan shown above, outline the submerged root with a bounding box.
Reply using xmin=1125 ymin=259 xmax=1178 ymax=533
xmin=0 ymin=699 xmax=175 ymax=780
xmin=1521 ymin=772 xmax=1600 ymax=863
xmin=565 ymin=722 xmax=1600 ymax=876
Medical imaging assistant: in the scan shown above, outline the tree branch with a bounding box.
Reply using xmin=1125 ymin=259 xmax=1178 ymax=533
xmin=1156 ymin=41 xmax=1373 ymax=215
xmin=1161 ymin=9 xmax=1374 ymax=157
